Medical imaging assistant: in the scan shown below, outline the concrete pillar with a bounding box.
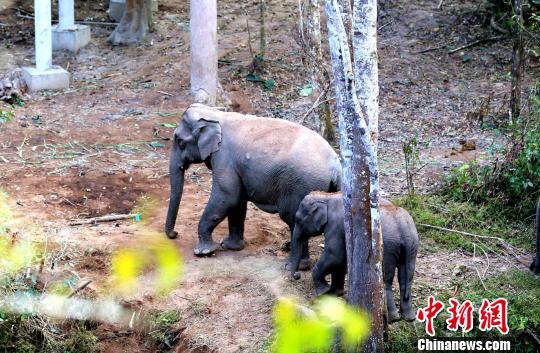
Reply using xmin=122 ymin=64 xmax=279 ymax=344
xmin=36 ymin=0 xmax=53 ymax=71
xmin=22 ymin=0 xmax=69 ymax=91
xmin=58 ymin=0 xmax=75 ymax=30
xmin=190 ymin=0 xmax=217 ymax=105
xmin=52 ymin=0 xmax=91 ymax=52
xmin=109 ymin=0 xmax=159 ymax=22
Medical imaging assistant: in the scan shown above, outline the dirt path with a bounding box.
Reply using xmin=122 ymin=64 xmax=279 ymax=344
xmin=0 ymin=0 xmax=536 ymax=351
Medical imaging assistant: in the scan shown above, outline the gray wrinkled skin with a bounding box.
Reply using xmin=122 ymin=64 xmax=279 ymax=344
xmin=290 ymin=192 xmax=419 ymax=322
xmin=165 ymin=104 xmax=341 ymax=264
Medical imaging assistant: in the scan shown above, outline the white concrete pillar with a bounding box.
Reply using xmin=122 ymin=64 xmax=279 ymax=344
xmin=22 ymin=0 xmax=69 ymax=91
xmin=58 ymin=0 xmax=75 ymax=30
xmin=35 ymin=0 xmax=53 ymax=71
xmin=190 ymin=0 xmax=218 ymax=105
xmin=53 ymin=0 xmax=91 ymax=52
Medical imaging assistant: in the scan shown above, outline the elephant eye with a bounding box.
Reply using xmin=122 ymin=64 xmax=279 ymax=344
xmin=175 ymin=136 xmax=186 ymax=148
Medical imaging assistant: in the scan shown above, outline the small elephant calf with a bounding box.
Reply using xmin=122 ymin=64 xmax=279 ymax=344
xmin=289 ymin=192 xmax=419 ymax=322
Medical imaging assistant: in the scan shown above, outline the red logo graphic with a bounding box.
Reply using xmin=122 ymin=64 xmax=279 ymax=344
xmin=479 ymin=298 xmax=509 ymax=334
xmin=446 ymin=298 xmax=474 ymax=333
xmin=417 ymin=296 xmax=509 ymax=336
xmin=417 ymin=296 xmax=445 ymax=336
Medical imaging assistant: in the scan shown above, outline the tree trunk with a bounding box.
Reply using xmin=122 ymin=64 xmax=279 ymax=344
xmin=306 ymin=0 xmax=335 ymax=141
xmin=325 ymin=0 xmax=384 ymax=352
xmin=352 ymin=0 xmax=379 ymax=151
xmin=190 ymin=0 xmax=218 ymax=105
xmin=509 ymin=0 xmax=524 ymax=123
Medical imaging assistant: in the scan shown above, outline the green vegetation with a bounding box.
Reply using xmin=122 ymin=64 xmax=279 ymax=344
xmin=394 ymin=194 xmax=534 ymax=252
xmin=442 ymin=82 xmax=539 ymax=221
xmin=487 ymin=0 xmax=540 ymax=29
xmin=0 ymin=315 xmax=97 ymax=353
xmin=386 ymin=270 xmax=540 ymax=353
xmin=147 ymin=309 xmax=182 ymax=351
xmin=271 ymin=296 xmax=370 ymax=353
xmin=0 ymin=108 xmax=13 ymax=125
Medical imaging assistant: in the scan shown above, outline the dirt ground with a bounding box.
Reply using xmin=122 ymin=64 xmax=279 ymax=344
xmin=0 ymin=0 xmax=537 ymax=352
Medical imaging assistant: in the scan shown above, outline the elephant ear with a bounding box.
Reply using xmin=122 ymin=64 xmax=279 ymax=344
xmin=310 ymin=201 xmax=328 ymax=232
xmin=197 ymin=118 xmax=222 ymax=160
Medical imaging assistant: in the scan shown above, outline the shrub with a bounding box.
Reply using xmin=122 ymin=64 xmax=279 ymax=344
xmin=443 ymin=83 xmax=539 ymax=220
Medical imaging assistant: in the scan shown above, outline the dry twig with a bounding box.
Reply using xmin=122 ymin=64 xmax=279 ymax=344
xmin=69 ymin=213 xmax=137 ymax=226
xmin=448 ymin=36 xmax=506 ymax=54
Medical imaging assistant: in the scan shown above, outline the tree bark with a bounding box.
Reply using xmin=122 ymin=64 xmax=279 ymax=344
xmin=190 ymin=0 xmax=218 ymax=105
xmin=509 ymin=0 xmax=524 ymax=123
xmin=352 ymin=0 xmax=379 ymax=151
xmin=325 ymin=0 xmax=384 ymax=352
xmin=306 ymin=0 xmax=335 ymax=141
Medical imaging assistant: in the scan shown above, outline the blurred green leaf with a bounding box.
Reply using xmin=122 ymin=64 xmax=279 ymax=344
xmin=272 ymin=296 xmax=370 ymax=353
xmin=299 ymin=84 xmax=313 ymax=97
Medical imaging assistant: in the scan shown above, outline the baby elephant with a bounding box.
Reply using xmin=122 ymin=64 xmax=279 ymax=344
xmin=289 ymin=192 xmax=419 ymax=322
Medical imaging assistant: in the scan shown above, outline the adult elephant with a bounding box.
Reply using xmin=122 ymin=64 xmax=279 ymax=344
xmin=165 ymin=104 xmax=341 ymax=267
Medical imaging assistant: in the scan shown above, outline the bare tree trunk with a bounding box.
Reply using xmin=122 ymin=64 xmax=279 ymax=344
xmin=259 ymin=0 xmax=267 ymax=60
xmin=509 ymin=0 xmax=524 ymax=123
xmin=325 ymin=0 xmax=383 ymax=352
xmin=306 ymin=0 xmax=335 ymax=141
xmin=352 ymin=0 xmax=379 ymax=151
xmin=337 ymin=0 xmax=353 ymax=50
xmin=190 ymin=0 xmax=218 ymax=105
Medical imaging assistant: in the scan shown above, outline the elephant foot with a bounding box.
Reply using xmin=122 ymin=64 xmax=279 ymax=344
xmin=388 ymin=309 xmax=401 ymax=323
xmin=314 ymin=284 xmax=331 ymax=296
xmin=193 ymin=240 xmax=219 ymax=256
xmin=108 ymin=5 xmax=151 ymax=45
xmin=166 ymin=230 xmax=178 ymax=239
xmin=327 ymin=287 xmax=345 ymax=297
xmin=220 ymin=236 xmax=245 ymax=251
xmin=530 ymin=257 xmax=540 ymax=275
xmin=298 ymin=258 xmax=311 ymax=271
xmin=401 ymin=307 xmax=416 ymax=322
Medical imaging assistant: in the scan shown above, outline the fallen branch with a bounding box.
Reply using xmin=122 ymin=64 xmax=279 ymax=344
xmin=472 ymin=244 xmax=488 ymax=291
xmin=69 ymin=213 xmax=137 ymax=226
xmin=448 ymin=36 xmax=506 ymax=54
xmin=418 ymin=223 xmax=528 ymax=266
xmin=301 ymin=84 xmax=331 ymax=123
xmin=68 ymin=280 xmax=92 ymax=298
xmin=414 ymin=44 xmax=447 ymax=54
xmin=15 ymin=13 xmax=116 ymax=27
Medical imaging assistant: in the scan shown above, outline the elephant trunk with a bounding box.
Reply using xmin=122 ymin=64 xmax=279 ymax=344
xmin=290 ymin=226 xmax=304 ymax=280
xmin=165 ymin=165 xmax=185 ymax=239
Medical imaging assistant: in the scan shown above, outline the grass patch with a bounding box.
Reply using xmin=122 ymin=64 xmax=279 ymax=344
xmin=0 ymin=315 xmax=97 ymax=353
xmin=386 ymin=270 xmax=540 ymax=353
xmin=147 ymin=309 xmax=182 ymax=351
xmin=393 ymin=194 xmax=534 ymax=252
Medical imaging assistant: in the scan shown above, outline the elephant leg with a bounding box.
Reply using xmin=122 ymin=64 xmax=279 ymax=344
xmin=312 ymin=255 xmax=332 ymax=296
xmin=398 ymin=257 xmax=416 ymax=321
xmin=385 ymin=261 xmax=400 ymax=323
xmin=108 ymin=0 xmax=153 ymax=45
xmin=194 ymin=183 xmax=240 ymax=256
xmin=299 ymin=241 xmax=311 ymax=271
xmin=221 ymin=200 xmax=247 ymax=251
xmin=329 ymin=267 xmax=346 ymax=297
xmin=285 ymin=223 xmax=311 ymax=271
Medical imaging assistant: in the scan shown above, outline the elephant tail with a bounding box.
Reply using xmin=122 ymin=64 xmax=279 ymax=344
xmin=329 ymin=167 xmax=342 ymax=192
